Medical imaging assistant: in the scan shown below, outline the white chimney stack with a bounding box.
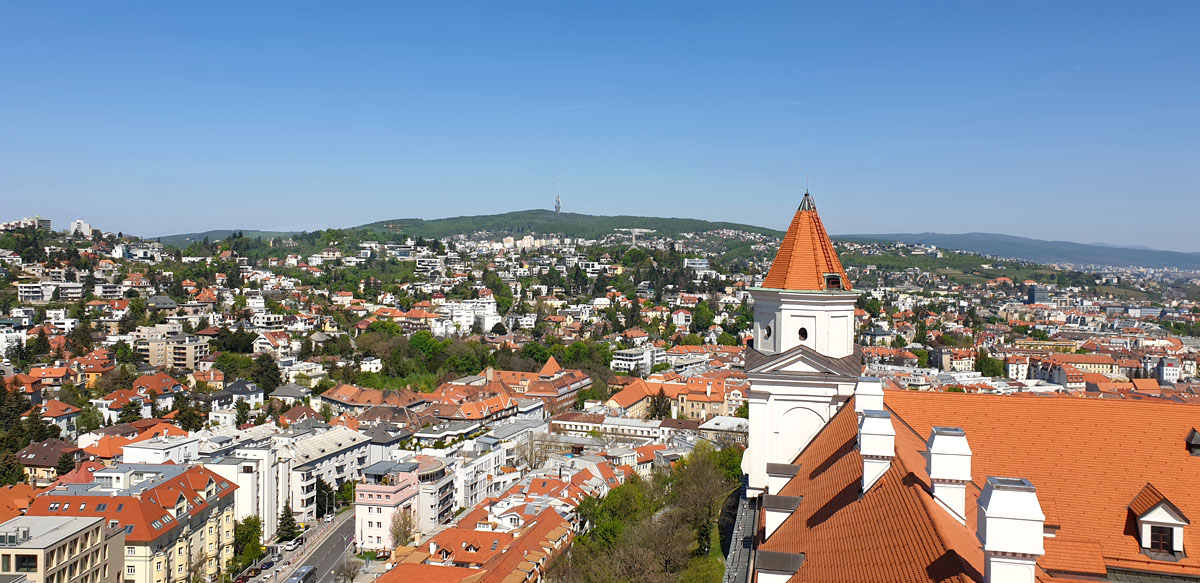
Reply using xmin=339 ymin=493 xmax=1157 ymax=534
xmin=858 ymin=410 xmax=894 ymax=492
xmin=854 ymin=377 xmax=884 ymax=418
xmin=977 ymin=476 xmax=1045 ymax=583
xmin=926 ymin=426 xmax=972 ymax=524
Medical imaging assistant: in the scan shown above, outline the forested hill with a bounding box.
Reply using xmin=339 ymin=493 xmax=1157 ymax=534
xmin=837 ymin=232 xmax=1200 ymax=270
xmin=358 ymin=209 xmax=784 ymax=239
xmin=155 ymin=209 xmax=783 ymax=246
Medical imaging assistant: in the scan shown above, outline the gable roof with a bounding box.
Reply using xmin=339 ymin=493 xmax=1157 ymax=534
xmin=760 ymin=192 xmax=851 ymax=291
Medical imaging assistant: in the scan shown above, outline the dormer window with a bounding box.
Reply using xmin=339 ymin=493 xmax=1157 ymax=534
xmin=823 ymin=274 xmax=842 ymax=290
xmin=1129 ymin=482 xmax=1188 ymax=561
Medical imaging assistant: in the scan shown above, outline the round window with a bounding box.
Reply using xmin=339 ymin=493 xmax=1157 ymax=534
xmin=764 ymin=325 xmax=772 ymax=339
xmin=798 ymin=327 xmax=809 ymax=341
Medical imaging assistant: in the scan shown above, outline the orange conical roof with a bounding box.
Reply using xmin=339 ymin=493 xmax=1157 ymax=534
xmin=761 ymin=192 xmax=852 ymax=291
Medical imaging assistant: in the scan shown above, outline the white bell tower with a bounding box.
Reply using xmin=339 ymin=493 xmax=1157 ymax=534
xmin=742 ymin=192 xmax=865 ymax=496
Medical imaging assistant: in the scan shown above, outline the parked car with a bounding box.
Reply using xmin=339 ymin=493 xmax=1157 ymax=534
xmin=259 ymin=561 xmax=274 ymax=571
xmin=247 ymin=568 xmax=261 ymax=577
xmin=284 ymin=540 xmax=299 ymax=552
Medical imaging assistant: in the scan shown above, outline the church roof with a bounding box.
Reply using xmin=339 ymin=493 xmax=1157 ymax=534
xmin=761 ymin=192 xmax=851 ymax=291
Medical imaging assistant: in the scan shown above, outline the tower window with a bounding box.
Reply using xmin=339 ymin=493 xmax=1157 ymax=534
xmin=764 ymin=325 xmax=772 ymax=340
xmin=824 ymin=275 xmax=842 ymax=289
xmin=798 ymin=328 xmax=808 ymax=342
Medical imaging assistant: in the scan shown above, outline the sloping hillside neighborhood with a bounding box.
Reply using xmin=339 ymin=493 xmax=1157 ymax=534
xmin=0 ymin=208 xmax=1198 ymax=583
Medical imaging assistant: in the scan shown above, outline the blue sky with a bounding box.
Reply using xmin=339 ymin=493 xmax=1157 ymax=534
xmin=1 ymin=1 xmax=1197 ymax=251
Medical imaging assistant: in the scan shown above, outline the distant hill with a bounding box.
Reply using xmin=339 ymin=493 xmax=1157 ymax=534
xmin=154 ymin=209 xmax=784 ymax=247
xmin=836 ymin=232 xmax=1200 ymax=270
xmin=154 ymin=229 xmax=300 ymax=248
xmin=358 ymin=209 xmax=784 ymax=240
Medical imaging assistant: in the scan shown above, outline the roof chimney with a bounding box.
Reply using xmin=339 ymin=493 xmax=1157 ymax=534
xmin=858 ymin=410 xmax=894 ymax=492
xmin=854 ymin=377 xmax=884 ymax=418
xmin=926 ymin=426 xmax=972 ymax=524
xmin=977 ymin=477 xmax=1045 ymax=583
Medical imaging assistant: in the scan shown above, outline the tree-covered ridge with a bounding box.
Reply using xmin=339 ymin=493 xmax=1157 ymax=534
xmin=155 ymin=209 xmax=784 ymax=248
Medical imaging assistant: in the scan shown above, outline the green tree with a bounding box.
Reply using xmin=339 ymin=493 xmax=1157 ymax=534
xmin=336 ymin=480 xmax=356 ymax=506
xmin=230 ymin=516 xmax=264 ymax=573
xmin=114 ymin=340 xmax=139 ymax=364
xmin=117 ymin=401 xmax=143 ymax=424
xmin=235 ymin=400 xmax=251 ymax=427
xmin=277 ymin=504 xmax=300 ymax=541
xmin=975 ymin=349 xmax=1004 ymax=378
xmin=0 ymin=452 xmax=24 ymax=486
xmin=315 ymin=478 xmax=336 ymax=518
xmin=55 ymin=452 xmax=76 ymax=476
xmin=646 ymin=389 xmax=672 ymax=420
xmin=77 ymin=405 xmax=103 ymax=434
xmin=251 ymin=354 xmax=283 ymax=395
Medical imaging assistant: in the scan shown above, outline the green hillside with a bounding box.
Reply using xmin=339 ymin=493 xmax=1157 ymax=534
xmin=359 ymin=209 xmax=784 ymax=240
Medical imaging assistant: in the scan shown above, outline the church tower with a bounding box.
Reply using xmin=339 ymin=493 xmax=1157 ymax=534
xmin=742 ymin=191 xmax=865 ymax=496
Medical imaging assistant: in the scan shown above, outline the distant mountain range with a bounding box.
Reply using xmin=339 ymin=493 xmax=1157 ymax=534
xmin=836 ymin=232 xmax=1200 ymax=270
xmin=151 ymin=211 xmax=1200 ymax=270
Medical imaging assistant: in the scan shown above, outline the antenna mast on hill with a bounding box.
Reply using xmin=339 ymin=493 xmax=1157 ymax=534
xmin=555 ymin=176 xmax=562 ymax=214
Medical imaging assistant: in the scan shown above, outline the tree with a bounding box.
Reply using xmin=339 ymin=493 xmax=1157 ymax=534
xmin=230 ymin=516 xmax=264 ymax=573
xmin=77 ymin=405 xmax=103 ymax=434
xmin=0 ymin=452 xmax=24 ymax=486
xmin=55 ymin=452 xmax=75 ymax=476
xmin=336 ymin=480 xmax=356 ymax=506
xmin=117 ymin=401 xmax=143 ymax=424
xmin=277 ymin=504 xmax=300 ymax=541
xmin=975 ymin=349 xmax=1004 ymax=378
xmin=251 ymin=354 xmax=282 ymax=395
xmin=315 ymin=478 xmax=335 ymax=518
xmin=388 ymin=508 xmax=416 ymax=547
xmin=235 ymin=400 xmax=251 ymax=427
xmin=646 ymin=388 xmax=672 ymax=420
xmin=332 ymin=559 xmax=362 ymax=583
xmin=114 ymin=340 xmax=139 ymax=364
xmin=490 ymin=322 xmax=508 ymax=335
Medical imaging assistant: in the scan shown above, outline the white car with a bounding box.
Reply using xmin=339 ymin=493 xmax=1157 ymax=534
xmin=324 ymin=514 xmax=333 ymax=523
xmin=284 ymin=540 xmax=299 ymax=552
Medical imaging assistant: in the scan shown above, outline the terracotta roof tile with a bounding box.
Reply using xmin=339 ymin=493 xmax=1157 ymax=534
xmin=761 ymin=192 xmax=850 ymax=292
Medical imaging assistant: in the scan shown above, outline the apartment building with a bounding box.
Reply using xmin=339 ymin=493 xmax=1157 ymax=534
xmin=0 ymin=516 xmax=123 ymax=583
xmin=354 ymin=462 xmax=420 ymax=551
xmin=26 ymin=464 xmax=237 ymax=583
xmin=277 ymin=427 xmax=369 ymax=521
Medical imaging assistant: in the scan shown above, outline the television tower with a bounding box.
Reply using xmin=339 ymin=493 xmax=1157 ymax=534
xmin=555 ymin=176 xmax=561 ymax=214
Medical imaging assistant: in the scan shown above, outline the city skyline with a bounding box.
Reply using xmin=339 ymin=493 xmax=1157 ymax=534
xmin=1 ymin=1 xmax=1197 ymax=251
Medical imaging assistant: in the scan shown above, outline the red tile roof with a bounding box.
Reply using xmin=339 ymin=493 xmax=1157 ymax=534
xmin=761 ymin=192 xmax=850 ymax=291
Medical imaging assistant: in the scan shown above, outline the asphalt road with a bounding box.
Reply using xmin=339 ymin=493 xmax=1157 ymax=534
xmin=307 ymin=518 xmax=356 ymax=583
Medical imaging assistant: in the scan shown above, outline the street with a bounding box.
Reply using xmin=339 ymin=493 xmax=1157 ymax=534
xmin=270 ymin=514 xmax=355 ymax=583
xmin=307 ymin=518 xmax=356 ymax=583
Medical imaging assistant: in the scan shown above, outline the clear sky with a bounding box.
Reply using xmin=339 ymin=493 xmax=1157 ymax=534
xmin=1 ymin=1 xmax=1197 ymax=251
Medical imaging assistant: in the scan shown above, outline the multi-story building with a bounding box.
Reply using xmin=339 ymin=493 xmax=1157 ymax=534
xmin=411 ymin=456 xmax=455 ymax=536
xmin=610 ymin=346 xmax=667 ymax=375
xmin=0 ymin=516 xmax=124 ymax=583
xmin=354 ymin=461 xmax=420 ymax=551
xmin=130 ymin=326 xmax=211 ymax=370
xmin=26 ymin=464 xmax=237 ymax=583
xmin=277 ymin=427 xmax=370 ymax=521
